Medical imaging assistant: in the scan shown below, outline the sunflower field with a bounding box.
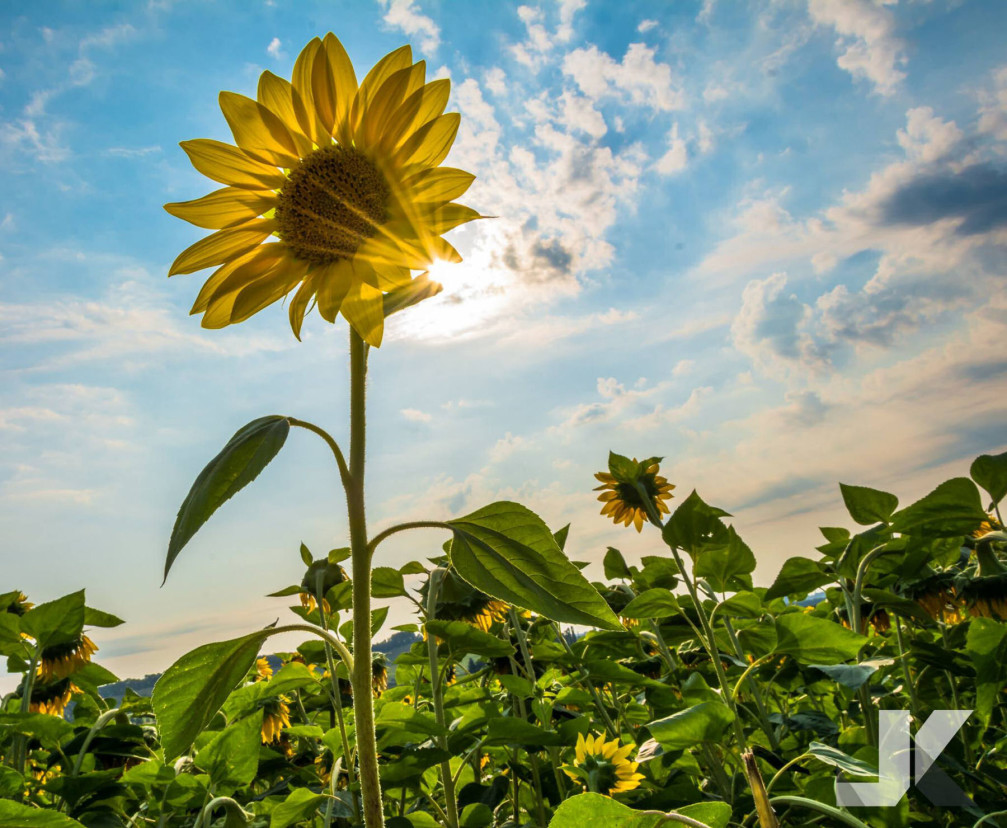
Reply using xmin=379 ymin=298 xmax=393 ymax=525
xmin=3 ymin=30 xmax=1007 ymax=828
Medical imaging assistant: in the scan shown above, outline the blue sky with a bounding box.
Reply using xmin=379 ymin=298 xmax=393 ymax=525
xmin=2 ymin=0 xmax=1005 ymax=682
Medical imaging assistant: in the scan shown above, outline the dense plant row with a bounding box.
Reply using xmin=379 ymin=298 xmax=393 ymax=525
xmin=2 ymin=449 xmax=1005 ymax=828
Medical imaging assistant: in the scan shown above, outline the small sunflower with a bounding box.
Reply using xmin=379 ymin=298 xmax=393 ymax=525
xmin=3 ymin=591 xmax=33 ymax=616
xmin=165 ymin=33 xmax=479 ymax=346
xmin=372 ymin=655 xmax=388 ymax=697
xmin=255 ymin=657 xmax=274 ymax=681
xmin=973 ymin=514 xmax=1003 ymax=540
xmin=564 ymin=733 xmax=644 ymax=796
xmin=422 ymin=567 xmax=511 ymax=632
xmin=260 ymin=697 xmax=292 ymax=743
xmin=37 ymin=635 xmax=97 ymax=682
xmin=594 ymin=456 xmax=675 ymax=532
xmin=905 ymin=575 xmax=964 ymax=625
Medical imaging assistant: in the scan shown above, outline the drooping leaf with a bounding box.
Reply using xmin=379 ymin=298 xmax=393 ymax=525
xmin=165 ymin=416 xmax=290 ymax=581
xmin=20 ymin=590 xmax=85 ymax=649
xmin=889 ymin=477 xmax=986 ymax=538
xmin=448 ymin=501 xmax=620 ymax=630
xmin=485 ymin=718 xmax=566 ymax=747
xmin=83 ymin=607 xmax=124 ymax=628
xmin=774 ymin=612 xmax=867 ymax=664
xmin=603 ymin=547 xmax=632 ymax=580
xmin=970 ymin=451 xmax=1007 ymax=505
xmin=839 ymin=483 xmax=899 ymax=526
xmin=646 ymin=701 xmax=735 ymax=750
xmin=153 ymin=630 xmax=269 ymax=760
xmin=661 ymin=490 xmax=731 ymax=556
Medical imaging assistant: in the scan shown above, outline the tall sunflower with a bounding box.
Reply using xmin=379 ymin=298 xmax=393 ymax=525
xmin=165 ymin=34 xmax=479 ymax=346
xmin=594 ymin=456 xmax=675 ymax=532
xmin=37 ymin=635 xmax=97 ymax=682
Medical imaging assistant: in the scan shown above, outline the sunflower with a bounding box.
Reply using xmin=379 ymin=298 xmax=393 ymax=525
xmin=563 ymin=733 xmax=644 ymax=796
xmin=26 ymin=678 xmax=78 ymax=717
xmin=973 ymin=514 xmax=1003 ymax=540
xmin=594 ymin=458 xmax=675 ymax=532
xmin=372 ymin=655 xmax=388 ymax=697
xmin=255 ymin=657 xmax=274 ymax=681
xmin=164 ymin=33 xmax=479 ymax=346
xmin=37 ymin=635 xmax=97 ymax=682
xmin=422 ymin=567 xmax=511 ymax=632
xmin=260 ymin=696 xmax=292 ymax=743
xmin=905 ymin=574 xmax=964 ymax=625
xmin=3 ymin=591 xmax=33 ymax=616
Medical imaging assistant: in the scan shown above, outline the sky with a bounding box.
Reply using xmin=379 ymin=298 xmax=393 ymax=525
xmin=1 ymin=0 xmax=1005 ymax=685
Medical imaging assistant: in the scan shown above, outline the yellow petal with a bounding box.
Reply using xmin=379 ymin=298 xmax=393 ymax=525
xmin=168 ymin=220 xmax=274 ymax=276
xmin=288 ymin=272 xmax=318 ymax=340
xmin=191 ymin=243 xmax=287 ymax=311
xmin=406 ymin=167 xmax=476 ymax=204
xmin=349 ymin=45 xmax=412 ymax=135
xmin=218 ymin=90 xmax=301 ymax=167
xmin=341 ymin=277 xmax=385 ymax=346
xmin=422 ymin=203 xmax=481 ymax=235
xmin=395 ymin=112 xmax=460 ymax=169
xmin=256 ymin=70 xmax=314 ymax=156
xmin=315 ymin=260 xmax=354 ymax=322
xmin=317 ymin=32 xmax=358 ymax=142
xmin=384 ymin=78 xmax=451 ymax=151
xmin=358 ymin=62 xmax=425 ymax=149
xmin=164 ymin=187 xmax=276 ymax=230
xmin=292 ymin=38 xmax=329 ymax=147
xmin=369 ymin=262 xmax=412 ymax=291
xmin=229 ymin=258 xmax=309 ymax=324
xmin=180 ymin=139 xmax=286 ymax=190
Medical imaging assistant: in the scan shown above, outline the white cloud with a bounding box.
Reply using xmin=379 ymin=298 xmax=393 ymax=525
xmin=896 ymin=107 xmax=962 ymax=164
xmin=637 ymin=19 xmax=658 ymax=33
xmin=489 ymin=432 xmax=528 ymax=462
xmin=484 ymin=66 xmax=506 ymax=96
xmin=563 ymin=42 xmax=683 ymax=111
xmin=656 ymin=123 xmax=688 ymax=175
xmin=378 ymin=0 xmax=440 ymax=56
xmin=266 ymin=37 xmax=284 ymax=60
xmin=807 ymin=0 xmax=906 ymax=95
xmin=977 ymin=65 xmax=1007 ymax=144
xmin=401 ymin=408 xmax=432 ymax=423
xmin=106 ymin=145 xmax=162 ymax=158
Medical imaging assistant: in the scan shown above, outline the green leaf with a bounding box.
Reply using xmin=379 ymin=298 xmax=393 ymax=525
xmin=646 ymin=701 xmax=735 ymax=750
xmin=194 ymin=711 xmax=262 ymax=791
xmin=966 ymin=617 xmax=1007 ymax=728
xmin=661 ymin=490 xmax=731 ymax=557
xmin=372 ymin=567 xmax=406 ymax=598
xmin=808 ymin=658 xmax=893 ymax=690
xmin=0 ymin=713 xmax=74 ymax=747
xmin=376 ymin=703 xmax=447 ymax=738
xmin=607 ymin=451 xmax=640 ymax=483
xmin=675 ymin=803 xmax=732 ymax=828
xmin=153 ymin=630 xmax=269 ymax=760
xmin=765 ymin=557 xmax=833 ymax=600
xmin=548 ymin=792 xmax=633 ymax=828
xmin=0 ymin=801 xmax=87 ymax=827
xmin=621 ymin=589 xmax=680 ymax=619
xmin=448 ymin=501 xmax=621 ymax=630
xmin=299 ymin=542 xmax=313 ymax=566
xmin=774 ymin=612 xmax=867 ymax=664
xmin=603 ymin=547 xmax=631 ymax=580
xmin=269 ymin=788 xmax=326 ymax=828
xmin=889 ymin=477 xmax=986 ymax=538
xmin=265 ymin=661 xmax=319 ymax=695
xmin=380 ymin=747 xmax=452 ymax=784
xmin=839 ymin=483 xmax=899 ymax=525
xmin=693 ymin=526 xmax=755 ymax=591
xmin=971 ymin=451 xmax=1007 ymax=505
xmin=20 ymin=590 xmax=85 ymax=648
xmin=83 ymin=607 xmax=124 ymax=628
xmin=714 ymin=591 xmax=763 ymax=619
xmin=486 ymin=717 xmax=566 ymax=747
xmin=460 ymin=803 xmax=494 ymax=828
xmin=165 ymin=416 xmax=290 ymax=581
xmin=424 ymin=620 xmax=514 ymax=657
xmin=807 ymin=741 xmax=878 ymax=777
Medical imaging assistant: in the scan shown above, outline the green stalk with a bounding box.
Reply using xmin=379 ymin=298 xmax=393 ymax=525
xmin=424 ymin=569 xmax=459 ymax=828
xmin=346 ymin=330 xmax=384 ymax=828
xmin=550 ymin=621 xmax=619 ymax=738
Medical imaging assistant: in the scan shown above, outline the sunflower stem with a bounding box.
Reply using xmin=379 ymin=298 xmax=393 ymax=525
xmin=346 ymin=330 xmax=384 ymax=828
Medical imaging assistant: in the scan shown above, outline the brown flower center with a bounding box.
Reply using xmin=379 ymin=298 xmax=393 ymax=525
xmin=275 ymin=146 xmax=390 ymax=265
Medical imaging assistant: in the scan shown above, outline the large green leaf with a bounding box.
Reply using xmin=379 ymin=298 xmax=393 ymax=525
xmin=0 ymin=801 xmax=87 ymax=827
xmin=889 ymin=477 xmax=986 ymax=538
xmin=693 ymin=526 xmax=755 ymax=591
xmin=808 ymin=658 xmax=892 ymax=690
xmin=646 ymin=701 xmax=735 ymax=750
xmin=165 ymin=416 xmax=290 ymax=581
xmin=194 ymin=711 xmax=262 ymax=792
xmin=270 ymin=788 xmax=327 ymax=828
xmin=765 ymin=557 xmax=833 ymax=600
xmin=774 ymin=612 xmax=867 ymax=664
xmin=448 ymin=502 xmax=620 ymax=630
xmin=548 ymin=792 xmax=725 ymax=828
xmin=966 ymin=617 xmax=1007 ymax=728
xmin=603 ymin=547 xmax=632 ymax=580
xmin=971 ymin=451 xmax=1007 ymax=505
xmin=661 ymin=490 xmax=731 ymax=556
xmin=807 ymin=741 xmax=878 ymax=777
xmin=20 ymin=590 xmax=85 ymax=648
xmin=839 ymin=483 xmax=899 ymax=525
xmin=486 ymin=718 xmax=566 ymax=747
xmin=153 ymin=631 xmax=269 ymax=760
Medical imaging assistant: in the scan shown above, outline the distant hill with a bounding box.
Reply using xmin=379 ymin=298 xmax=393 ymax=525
xmin=100 ymin=631 xmax=421 ymax=703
